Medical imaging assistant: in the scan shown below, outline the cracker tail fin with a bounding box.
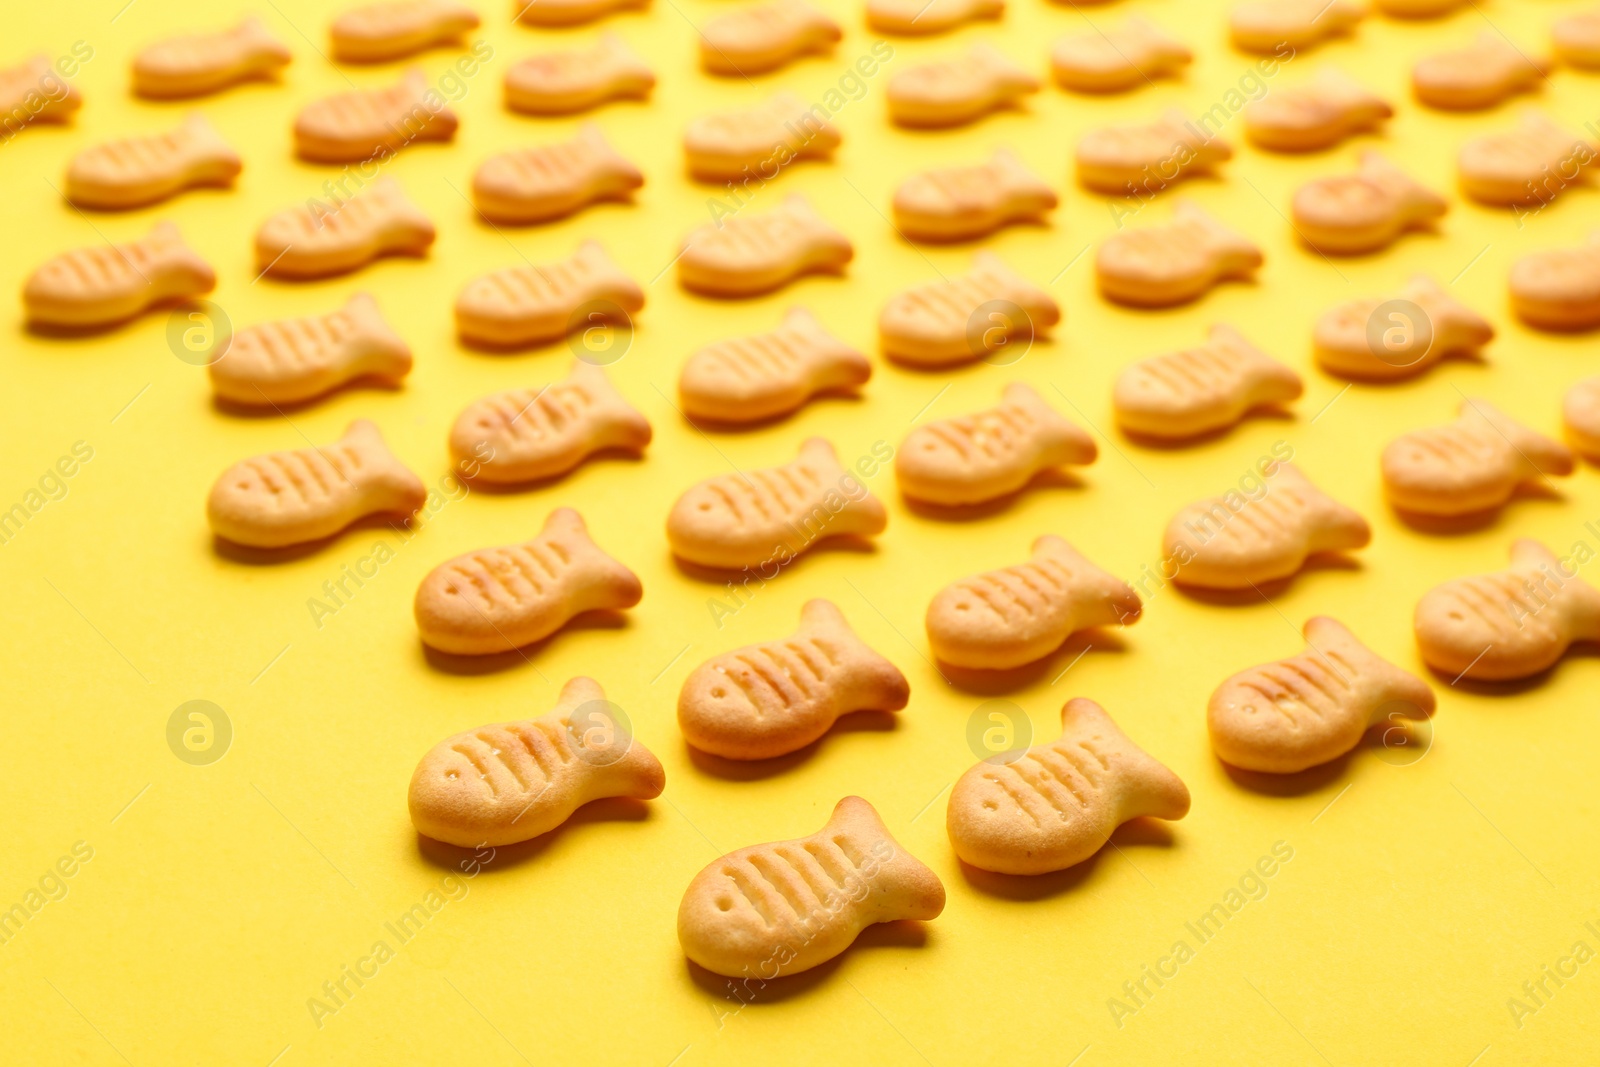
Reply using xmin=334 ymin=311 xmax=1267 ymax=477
xmin=973 ymin=252 xmax=1061 ymax=329
xmin=1061 ymin=698 xmax=1191 ymax=821
xmin=578 ymin=122 xmax=645 ymax=187
xmin=1465 ymin=399 xmax=1576 ymax=476
xmin=799 ymin=437 xmax=888 ymax=535
xmin=343 ymin=292 xmax=414 ymax=377
xmin=146 ymin=222 xmax=218 ymax=292
xmin=992 ymin=148 xmax=1059 ymax=209
xmin=181 ymin=112 xmax=241 ymax=168
xmin=1003 ymin=383 xmax=1097 ymax=465
xmin=237 ymin=16 xmax=293 ymax=63
xmin=575 ymin=239 xmax=646 ymax=313
xmin=1175 ymin=199 xmax=1263 ymax=267
xmin=1034 ymin=536 xmax=1143 ymax=625
xmin=1276 ymin=464 xmax=1371 ymax=553
xmin=340 ymin=419 xmax=427 ymax=510
xmin=800 ymin=599 xmax=911 ymax=710
xmin=571 ymin=360 xmax=653 ymax=452
xmin=1209 ymin=324 xmax=1305 ymax=400
xmin=1304 ymin=616 xmax=1437 ymax=720
xmin=1508 ymin=540 xmax=1600 ymax=640
xmin=544 ymin=507 xmax=644 ymax=607
xmin=826 ymin=797 xmax=945 ymax=921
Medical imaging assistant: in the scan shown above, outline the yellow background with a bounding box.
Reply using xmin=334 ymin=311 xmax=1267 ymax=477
xmin=3 ymin=0 xmax=1599 ymax=1064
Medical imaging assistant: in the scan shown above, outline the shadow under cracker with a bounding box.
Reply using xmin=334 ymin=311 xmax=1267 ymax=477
xmin=456 ymin=447 xmax=647 ymax=494
xmin=210 ymin=377 xmax=405 ymax=417
xmin=420 ymin=609 xmax=631 ymax=676
xmin=670 ymin=535 xmax=879 ymax=583
xmin=893 ymin=217 xmax=1053 ymax=248
xmin=210 ymin=512 xmax=419 ymax=564
xmin=1218 ymin=750 xmax=1356 ymax=797
xmin=957 ymin=818 xmax=1177 ymax=900
xmin=957 ymin=852 xmax=1104 ymax=901
xmin=684 ymin=710 xmax=899 ymax=781
xmin=1119 ymin=405 xmax=1296 ymax=451
xmin=23 ymin=295 xmax=211 ymax=340
xmin=938 ymin=629 xmax=1129 ymax=695
xmin=1171 ymin=553 xmax=1363 ymax=606
xmin=684 ymin=921 xmax=931 ymax=1005
xmin=1422 ymin=645 xmax=1600 ymax=696
xmin=412 ymin=796 xmax=652 ymax=873
xmin=683 ymin=391 xmax=866 ymax=434
xmin=901 ymin=468 xmax=1086 ymax=523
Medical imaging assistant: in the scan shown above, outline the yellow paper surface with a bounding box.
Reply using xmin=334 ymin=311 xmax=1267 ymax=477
xmin=3 ymin=1 xmax=1599 ymax=1064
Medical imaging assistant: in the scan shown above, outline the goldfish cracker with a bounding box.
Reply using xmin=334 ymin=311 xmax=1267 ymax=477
xmin=1230 ymin=0 xmax=1364 ymax=54
xmin=413 ymin=508 xmax=642 ymax=654
xmin=947 ymin=698 xmax=1189 ymax=875
xmin=1244 ymin=67 xmax=1391 ymax=152
xmin=1380 ymin=398 xmax=1573 ymax=517
xmin=255 ymin=176 xmax=434 ymax=279
xmin=1412 ymin=32 xmax=1547 ymax=110
xmin=1291 ymin=151 xmax=1445 ymax=255
xmin=926 ymin=536 xmax=1141 ymax=670
xmin=447 ymin=361 xmax=651 ymax=485
xmin=65 ymin=114 xmax=241 ymax=210
xmin=867 ymin=0 xmax=1002 ymax=36
xmin=455 ymin=240 xmax=643 ymax=349
xmin=678 ymin=796 xmax=944 ymax=978
xmin=895 ymin=383 xmax=1095 ymax=506
xmin=1509 ymin=232 xmax=1600 ymax=331
xmin=677 ymin=195 xmax=852 ymax=297
xmin=1096 ymin=199 xmax=1263 ymax=307
xmin=132 ymin=18 xmax=290 ymax=98
xmin=330 ymin=2 xmax=480 ymax=63
xmin=1163 ymin=463 xmax=1370 ymax=590
xmin=1374 ymin=0 xmax=1464 ymax=14
xmin=0 ymin=56 xmax=80 ymax=132
xmin=1051 ymin=17 xmax=1191 ymax=93
xmin=1414 ymin=540 xmax=1600 ymax=681
xmin=206 ymin=420 xmax=425 ymax=549
xmin=879 ymin=252 xmax=1058 ymax=365
xmin=514 ymin=0 xmax=648 ymax=27
xmin=1458 ymin=110 xmax=1596 ymax=206
xmin=1313 ymin=275 xmax=1492 ymax=380
xmin=471 ymin=123 xmax=643 ymax=224
xmin=1113 ymin=324 xmax=1302 ymax=439
xmin=665 ymin=437 xmax=887 ymax=569
xmin=701 ymin=0 xmax=840 ymax=75
xmin=293 ymin=68 xmax=458 ymax=162
xmin=887 ymin=44 xmax=1038 ymax=128
xmin=209 ymin=293 xmax=412 ymax=407
xmin=892 ymin=148 xmax=1056 ymax=242
xmin=1553 ymin=8 xmax=1600 ymax=70
xmin=1562 ymin=377 xmax=1600 ymax=460
xmin=683 ymin=91 xmax=839 ymax=181
xmin=1076 ymin=109 xmax=1232 ymax=195
xmin=504 ymin=33 xmax=654 ymax=114
xmin=1208 ymin=617 xmax=1435 ymax=773
xmin=409 ymin=677 xmax=665 ymax=846
xmin=23 ymin=222 xmax=214 ymax=329
xmin=678 ymin=308 xmax=870 ymax=424
xmin=678 ymin=600 xmax=909 ymax=760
